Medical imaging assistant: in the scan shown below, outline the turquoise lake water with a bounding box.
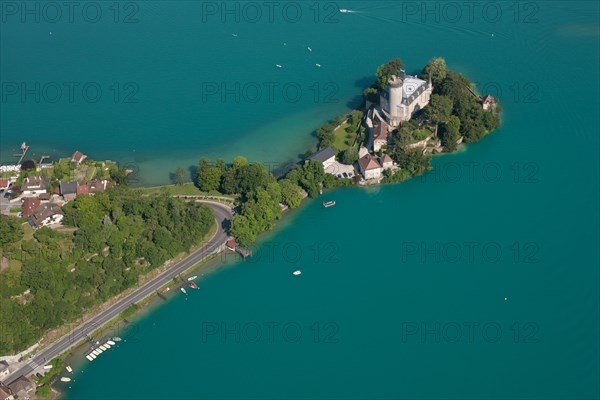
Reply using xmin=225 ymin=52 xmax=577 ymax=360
xmin=2 ymin=1 xmax=599 ymax=398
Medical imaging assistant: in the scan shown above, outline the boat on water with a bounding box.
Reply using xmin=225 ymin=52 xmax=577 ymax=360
xmin=187 ymin=282 xmax=199 ymax=289
xmin=339 ymin=9 xmax=349 ymax=13
xmin=323 ymin=200 xmax=336 ymax=207
xmin=92 ymin=350 xmax=99 ymax=356
xmin=293 ymin=270 xmax=302 ymax=276
xmin=103 ymin=343 xmax=111 ymax=349
xmin=43 ymin=365 xmax=53 ymax=370
xmin=99 ymin=345 xmax=106 ymax=351
xmin=161 ymin=287 xmax=170 ymax=294
xmin=60 ymin=377 xmax=71 ymax=382
xmin=275 ymin=64 xmax=282 ymax=68
xmin=66 ymin=366 xmax=73 ymax=373
xmin=315 ymin=63 xmax=321 ymax=67
xmin=113 ymin=337 xmax=122 ymax=342
xmin=107 ymin=340 xmax=116 ymax=346
xmin=187 ymin=276 xmax=197 ymax=281
xmin=307 ymin=46 xmax=312 ymax=51
xmin=180 ymin=287 xmax=187 ymax=294
xmin=95 ymin=348 xmax=103 ymax=354
xmin=86 ymin=355 xmax=94 ymax=361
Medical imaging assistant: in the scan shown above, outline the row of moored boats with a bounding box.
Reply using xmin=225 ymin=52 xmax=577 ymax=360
xmin=85 ymin=337 xmax=121 ymax=362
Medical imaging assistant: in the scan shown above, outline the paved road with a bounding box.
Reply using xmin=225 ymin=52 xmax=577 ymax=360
xmin=3 ymin=201 xmax=232 ymax=385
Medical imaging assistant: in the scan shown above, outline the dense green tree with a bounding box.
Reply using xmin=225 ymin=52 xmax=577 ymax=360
xmin=279 ymin=179 xmax=303 ymax=208
xmin=423 ymin=94 xmax=453 ymax=125
xmin=422 ymin=57 xmax=448 ymax=86
xmin=341 ymin=147 xmax=359 ymax=164
xmin=441 ymin=115 xmax=461 ymax=152
xmin=196 ymin=158 xmax=222 ymax=192
xmin=0 ymin=216 xmax=24 ymax=247
xmin=376 ymin=58 xmax=405 ymax=89
xmin=175 ymin=167 xmax=187 ymax=185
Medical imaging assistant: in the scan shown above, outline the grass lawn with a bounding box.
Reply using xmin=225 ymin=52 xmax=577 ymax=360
xmin=332 ymin=122 xmax=358 ymax=152
xmin=134 ymin=183 xmax=236 ymax=198
xmin=84 ymin=165 xmax=97 ymax=181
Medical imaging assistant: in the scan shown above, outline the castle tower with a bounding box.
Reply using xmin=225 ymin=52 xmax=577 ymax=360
xmin=387 ymin=75 xmax=404 ymax=126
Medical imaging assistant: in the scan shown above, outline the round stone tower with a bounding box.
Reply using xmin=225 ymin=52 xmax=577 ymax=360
xmin=387 ymin=75 xmax=404 ymax=124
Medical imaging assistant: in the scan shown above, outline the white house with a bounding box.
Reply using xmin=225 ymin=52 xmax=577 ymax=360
xmin=380 ymin=154 xmax=394 ymax=170
xmin=307 ymin=147 xmax=336 ymax=169
xmin=373 ymin=122 xmax=390 ymax=152
xmin=21 ymin=176 xmax=49 ymax=196
xmin=380 ymin=71 xmax=432 ymax=127
xmin=358 ymin=154 xmax=383 ymax=180
xmin=29 ymin=203 xmax=64 ymax=228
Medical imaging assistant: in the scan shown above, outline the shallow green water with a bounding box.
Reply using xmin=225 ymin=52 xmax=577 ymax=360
xmin=2 ymin=1 xmax=598 ymax=398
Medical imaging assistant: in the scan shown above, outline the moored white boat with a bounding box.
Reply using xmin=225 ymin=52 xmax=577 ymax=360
xmin=99 ymin=345 xmax=106 ymax=351
xmin=66 ymin=366 xmax=73 ymax=373
xmin=315 ymin=63 xmax=321 ymax=67
xmin=107 ymin=340 xmax=116 ymax=346
xmin=323 ymin=200 xmax=336 ymax=207
xmin=275 ymin=64 xmax=282 ymax=68
xmin=180 ymin=287 xmax=187 ymax=294
xmin=187 ymin=276 xmax=197 ymax=281
xmin=86 ymin=355 xmax=94 ymax=361
xmin=95 ymin=348 xmax=103 ymax=354
xmin=113 ymin=337 xmax=122 ymax=342
xmin=60 ymin=377 xmax=71 ymax=382
xmin=103 ymin=343 xmax=111 ymax=349
xmin=293 ymin=270 xmax=302 ymax=276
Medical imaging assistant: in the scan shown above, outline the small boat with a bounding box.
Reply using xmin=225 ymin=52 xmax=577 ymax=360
xmin=231 ymin=33 xmax=238 ymax=37
xmin=315 ymin=63 xmax=321 ymax=68
xmin=187 ymin=276 xmax=197 ymax=281
xmin=60 ymin=377 xmax=71 ymax=382
xmin=103 ymin=343 xmax=111 ymax=349
xmin=113 ymin=337 xmax=122 ymax=342
xmin=86 ymin=355 xmax=94 ymax=361
xmin=161 ymin=287 xmax=170 ymax=294
xmin=107 ymin=340 xmax=116 ymax=346
xmin=91 ymin=350 xmax=98 ymax=356
xmin=180 ymin=287 xmax=187 ymax=294
xmin=307 ymin=46 xmax=312 ymax=52
xmin=275 ymin=64 xmax=282 ymax=68
xmin=99 ymin=345 xmax=106 ymax=351
xmin=187 ymin=282 xmax=199 ymax=289
xmin=293 ymin=270 xmax=302 ymax=276
xmin=43 ymin=365 xmax=53 ymax=370
xmin=339 ymin=9 xmax=349 ymax=13
xmin=95 ymin=348 xmax=103 ymax=354
xmin=66 ymin=366 xmax=73 ymax=373
xmin=90 ymin=353 xmax=97 ymax=359
xmin=323 ymin=200 xmax=336 ymax=208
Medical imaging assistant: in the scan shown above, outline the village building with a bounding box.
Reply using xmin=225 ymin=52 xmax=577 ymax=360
xmin=59 ymin=181 xmax=78 ymax=201
xmin=0 ymin=180 xmax=9 ymax=191
xmin=380 ymin=154 xmax=394 ymax=170
xmin=380 ymin=71 xmax=433 ymax=127
xmin=29 ymin=203 xmax=64 ymax=228
xmin=307 ymin=147 xmax=337 ymax=169
xmin=373 ymin=122 xmax=391 ymax=152
xmin=0 ymin=384 xmax=13 ymax=400
xmin=482 ymin=95 xmax=496 ymax=110
xmin=38 ymin=193 xmax=51 ymax=201
xmin=21 ymin=197 xmax=41 ymax=217
xmin=20 ymin=176 xmax=49 ymax=196
xmin=7 ymin=376 xmax=34 ymax=400
xmin=358 ymin=146 xmax=369 ymax=158
xmin=358 ymin=154 xmax=383 ymax=181
xmin=0 ymin=361 xmax=9 ymax=379
xmin=71 ymin=150 xmax=87 ymax=165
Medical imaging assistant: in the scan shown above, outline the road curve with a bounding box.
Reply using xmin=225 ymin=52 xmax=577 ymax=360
xmin=3 ymin=202 xmax=232 ymax=385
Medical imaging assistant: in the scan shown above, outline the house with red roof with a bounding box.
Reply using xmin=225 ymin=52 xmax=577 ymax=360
xmin=358 ymin=154 xmax=383 ymax=181
xmin=21 ymin=198 xmax=41 ymax=217
xmin=71 ymin=150 xmax=87 ymax=165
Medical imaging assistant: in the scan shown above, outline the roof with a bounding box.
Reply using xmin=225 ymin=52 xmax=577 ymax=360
xmin=226 ymin=240 xmax=237 ymax=248
xmin=38 ymin=193 xmax=51 ymax=200
xmin=358 ymin=154 xmax=382 ymax=171
xmin=21 ymin=176 xmax=48 ymax=191
xmin=0 ymin=179 xmax=9 ymax=188
xmin=77 ymin=182 xmax=90 ymax=195
xmin=374 ymin=123 xmax=389 ymax=142
xmin=21 ymin=198 xmax=41 ymax=217
xmin=60 ymin=181 xmax=78 ymax=195
xmin=71 ymin=150 xmax=87 ymax=163
xmin=30 ymin=203 xmax=64 ymax=227
xmin=483 ymin=95 xmax=495 ymax=104
xmin=308 ymin=147 xmax=336 ymax=163
xmin=0 ymin=360 xmax=8 ymax=372
xmin=380 ymin=154 xmax=393 ymax=164
xmin=7 ymin=376 xmax=32 ymax=394
xmin=0 ymin=385 xmax=11 ymax=400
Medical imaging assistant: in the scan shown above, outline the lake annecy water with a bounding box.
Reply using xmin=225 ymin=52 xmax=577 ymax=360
xmin=2 ymin=1 xmax=599 ymax=399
